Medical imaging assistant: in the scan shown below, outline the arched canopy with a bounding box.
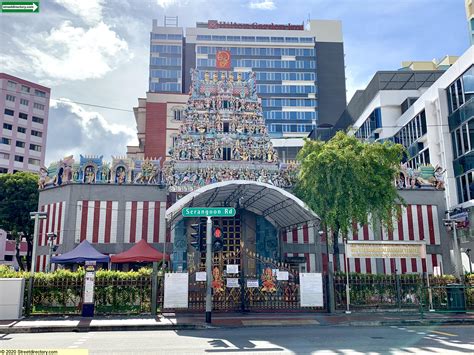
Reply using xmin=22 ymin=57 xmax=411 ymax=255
xmin=166 ymin=180 xmax=320 ymax=231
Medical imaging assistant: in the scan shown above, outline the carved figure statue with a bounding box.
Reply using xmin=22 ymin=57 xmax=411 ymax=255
xmin=38 ymin=167 xmax=49 ymax=189
xmin=261 ymin=267 xmax=276 ymax=293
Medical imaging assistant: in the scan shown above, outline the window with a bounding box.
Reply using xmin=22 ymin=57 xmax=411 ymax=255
xmin=4 ymin=255 xmax=13 ymax=262
xmin=3 ymin=123 xmax=12 ymax=130
xmin=6 ymin=94 xmax=15 ymax=102
xmin=16 ymin=141 xmax=25 ymax=148
xmin=173 ymin=109 xmax=183 ymax=121
xmin=14 ymin=155 xmax=24 ymax=162
xmin=29 ymin=144 xmax=41 ymax=152
xmin=4 ymin=109 xmax=14 ymax=116
xmin=32 ymin=116 xmax=44 ymax=124
xmin=17 ymin=126 xmax=26 ymax=134
xmin=20 ymin=98 xmax=29 ymax=105
xmin=21 ymin=85 xmax=30 ymax=93
xmin=35 ymin=90 xmax=46 ymax=97
xmin=19 ymin=112 xmax=28 ymax=120
xmin=1 ymin=138 xmax=11 ymax=145
xmin=0 ymin=167 xmax=8 ymax=173
xmin=33 ymin=103 xmax=45 ymax=110
xmin=31 ymin=130 xmax=42 ymax=137
xmin=28 ymin=158 xmax=40 ymax=166
xmin=7 ymin=80 xmax=16 ymax=89
xmin=0 ymin=152 xmax=10 ymax=160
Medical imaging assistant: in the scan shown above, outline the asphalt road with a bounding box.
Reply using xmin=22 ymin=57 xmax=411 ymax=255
xmin=1 ymin=325 xmax=473 ymax=354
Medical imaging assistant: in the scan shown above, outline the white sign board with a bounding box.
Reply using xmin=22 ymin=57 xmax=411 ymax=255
xmin=300 ymin=273 xmax=323 ymax=307
xmin=277 ymin=270 xmax=289 ymax=281
xmin=164 ymin=273 xmax=189 ymax=309
xmin=83 ymin=271 xmax=95 ymax=304
xmin=226 ymin=264 xmax=239 ymax=274
xmin=246 ymin=279 xmax=259 ymax=288
xmin=346 ymin=241 xmax=426 ymax=259
xmin=196 ymin=272 xmax=206 ymax=282
xmin=226 ymin=278 xmax=240 ymax=288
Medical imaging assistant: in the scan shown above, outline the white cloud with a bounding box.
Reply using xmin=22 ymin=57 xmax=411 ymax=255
xmin=248 ymin=0 xmax=276 ymax=10
xmin=157 ymin=0 xmax=180 ymax=8
xmin=16 ymin=21 xmax=131 ymax=81
xmin=54 ymin=0 xmax=104 ymax=24
xmin=46 ymin=99 xmax=135 ymax=164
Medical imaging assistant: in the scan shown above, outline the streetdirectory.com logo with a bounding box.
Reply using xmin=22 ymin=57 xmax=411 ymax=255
xmin=0 ymin=1 xmax=40 ymax=13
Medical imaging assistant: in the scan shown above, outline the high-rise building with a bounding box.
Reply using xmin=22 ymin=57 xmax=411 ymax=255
xmin=149 ymin=19 xmax=346 ymax=137
xmin=0 ymin=73 xmax=50 ymax=173
xmin=466 ymin=0 xmax=474 ymax=45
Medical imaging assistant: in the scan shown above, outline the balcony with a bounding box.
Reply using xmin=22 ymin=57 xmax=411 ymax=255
xmin=448 ymin=97 xmax=474 ymax=131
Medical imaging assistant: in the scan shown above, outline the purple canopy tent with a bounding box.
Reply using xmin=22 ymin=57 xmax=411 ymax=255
xmin=51 ymin=240 xmax=110 ymax=264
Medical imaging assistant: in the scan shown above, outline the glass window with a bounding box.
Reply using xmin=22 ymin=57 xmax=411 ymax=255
xmin=462 ymin=66 xmax=474 ymax=102
xmin=462 ymin=123 xmax=470 ymax=153
xmin=242 ymin=36 xmax=255 ymax=42
xmin=1 ymin=138 xmax=11 ymax=145
xmin=4 ymin=109 xmax=14 ymax=116
xmin=457 ymin=79 xmax=465 ymax=107
xmin=31 ymin=130 xmax=42 ymax=137
xmin=7 ymin=80 xmax=16 ymax=89
xmin=469 ymin=172 xmax=474 ymax=200
xmin=33 ymin=103 xmax=45 ymax=110
xmin=14 ymin=155 xmax=23 ymax=163
xmin=35 ymin=90 xmax=46 ymax=97
xmin=256 ymin=36 xmax=269 ymax=42
xmin=462 ymin=174 xmax=469 ymax=202
xmin=16 ymin=141 xmax=25 ymax=148
xmin=17 ymin=126 xmax=26 ymax=134
xmin=456 ymin=128 xmax=463 ymax=156
xmin=0 ymin=152 xmax=10 ymax=160
xmin=449 ymin=83 xmax=458 ymax=112
xmin=6 ymin=94 xmax=15 ymax=102
xmin=19 ymin=112 xmax=27 ymax=120
xmin=21 ymin=85 xmax=30 ymax=93
xmin=29 ymin=144 xmax=41 ymax=152
xmin=3 ymin=123 xmax=12 ymax=130
xmin=211 ymin=35 xmax=225 ymax=41
xmin=32 ymin=116 xmax=44 ymax=124
xmin=20 ymin=98 xmax=28 ymax=105
xmin=28 ymin=158 xmax=40 ymax=166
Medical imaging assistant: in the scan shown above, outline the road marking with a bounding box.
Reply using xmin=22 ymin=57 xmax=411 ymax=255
xmin=430 ymin=330 xmax=457 ymax=337
xmin=417 ymin=332 xmax=426 ymax=335
xmin=406 ymin=330 xmax=415 ymax=332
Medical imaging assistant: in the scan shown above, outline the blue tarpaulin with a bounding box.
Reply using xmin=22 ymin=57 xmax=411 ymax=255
xmin=51 ymin=240 xmax=110 ymax=264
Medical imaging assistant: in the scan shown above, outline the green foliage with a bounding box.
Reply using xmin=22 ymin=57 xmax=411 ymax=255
xmin=295 ymin=132 xmax=405 ymax=235
xmin=0 ymin=172 xmax=39 ymax=237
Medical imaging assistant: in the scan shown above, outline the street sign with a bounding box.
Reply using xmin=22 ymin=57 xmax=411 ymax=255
xmin=1 ymin=1 xmax=39 ymax=13
xmin=182 ymin=207 xmax=236 ymax=217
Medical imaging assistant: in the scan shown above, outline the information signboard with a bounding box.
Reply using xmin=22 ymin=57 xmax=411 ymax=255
xmin=164 ymin=273 xmax=189 ymax=309
xmin=300 ymin=273 xmax=323 ymax=307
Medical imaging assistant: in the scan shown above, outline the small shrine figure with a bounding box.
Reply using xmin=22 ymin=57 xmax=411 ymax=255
xmin=434 ymin=166 xmax=446 ymax=190
xmin=38 ymin=167 xmax=49 ymax=189
xmin=261 ymin=267 xmax=276 ymax=293
xmin=212 ymin=267 xmax=224 ymax=294
xmin=85 ymin=168 xmax=95 ymax=184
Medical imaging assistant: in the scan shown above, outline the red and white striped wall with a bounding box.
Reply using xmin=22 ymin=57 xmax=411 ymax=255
xmin=282 ymin=223 xmax=316 ymax=244
xmin=75 ymin=201 xmax=119 ymax=243
xmin=123 ymin=201 xmax=168 ymax=243
xmin=36 ymin=201 xmax=66 ymax=271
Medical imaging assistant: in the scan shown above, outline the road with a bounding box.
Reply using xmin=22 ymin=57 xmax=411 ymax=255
xmin=1 ymin=325 xmax=473 ymax=354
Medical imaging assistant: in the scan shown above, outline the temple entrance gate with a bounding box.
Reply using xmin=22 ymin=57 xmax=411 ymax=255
xmin=166 ymin=181 xmax=323 ymax=312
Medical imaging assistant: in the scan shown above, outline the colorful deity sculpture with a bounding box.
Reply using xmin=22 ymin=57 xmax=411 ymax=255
xmin=261 ymin=267 xmax=277 ymax=293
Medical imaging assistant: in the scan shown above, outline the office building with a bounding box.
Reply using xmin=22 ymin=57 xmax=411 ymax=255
xmin=149 ymin=19 xmax=346 ymax=136
xmin=466 ymin=0 xmax=474 ymax=45
xmin=0 ymin=73 xmax=50 ymax=173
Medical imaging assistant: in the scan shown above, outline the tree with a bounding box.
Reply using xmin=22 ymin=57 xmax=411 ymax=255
xmin=295 ymin=132 xmax=405 ymax=270
xmin=0 ymin=172 xmax=39 ymax=271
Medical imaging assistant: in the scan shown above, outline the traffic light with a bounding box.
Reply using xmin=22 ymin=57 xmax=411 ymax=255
xmin=190 ymin=223 xmax=201 ymax=251
xmin=190 ymin=220 xmax=206 ymax=252
xmin=212 ymin=226 xmax=224 ymax=252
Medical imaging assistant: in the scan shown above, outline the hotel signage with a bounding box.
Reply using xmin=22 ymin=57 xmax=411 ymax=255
xmin=208 ymin=20 xmax=304 ymax=31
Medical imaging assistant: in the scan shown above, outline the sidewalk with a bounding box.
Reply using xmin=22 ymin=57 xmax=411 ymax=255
xmin=1 ymin=311 xmax=473 ymax=334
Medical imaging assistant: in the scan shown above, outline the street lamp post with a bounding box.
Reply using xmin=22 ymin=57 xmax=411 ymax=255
xmin=343 ymin=236 xmax=351 ymax=314
xmin=26 ymin=211 xmax=48 ymax=315
xmin=46 ymin=232 xmax=57 ymax=273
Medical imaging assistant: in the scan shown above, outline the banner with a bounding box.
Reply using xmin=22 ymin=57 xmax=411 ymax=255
xmin=346 ymin=241 xmax=426 ymax=259
xmin=216 ymin=50 xmax=231 ymax=69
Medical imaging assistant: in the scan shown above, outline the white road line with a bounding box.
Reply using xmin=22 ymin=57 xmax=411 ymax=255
xmin=417 ymin=332 xmax=426 ymax=335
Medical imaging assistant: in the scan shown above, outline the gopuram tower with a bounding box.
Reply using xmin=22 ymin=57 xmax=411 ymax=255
xmin=163 ymin=69 xmax=296 ymax=192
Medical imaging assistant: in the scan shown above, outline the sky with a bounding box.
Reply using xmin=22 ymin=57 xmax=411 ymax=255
xmin=0 ymin=0 xmax=470 ymax=164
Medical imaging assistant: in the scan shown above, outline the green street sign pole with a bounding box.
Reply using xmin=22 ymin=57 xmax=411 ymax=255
xmin=1 ymin=1 xmax=40 ymax=13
